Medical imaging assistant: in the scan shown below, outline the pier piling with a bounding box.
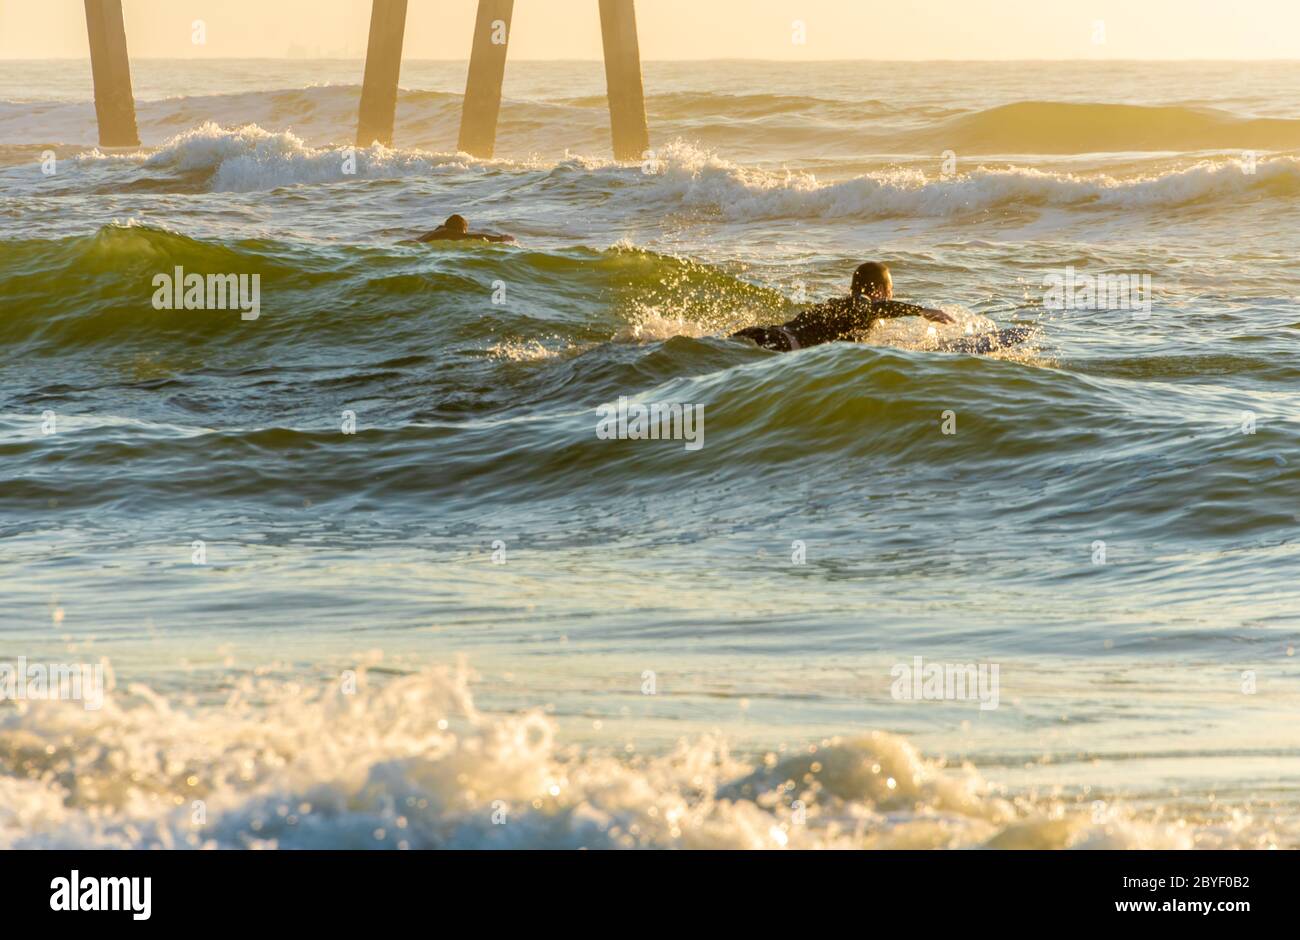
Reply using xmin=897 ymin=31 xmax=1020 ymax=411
xmin=598 ymin=0 xmax=650 ymax=162
xmin=83 ymin=0 xmax=140 ymax=148
xmin=88 ymin=0 xmax=651 ymax=158
xmin=356 ymin=0 xmax=409 ymax=147
xmin=458 ymin=0 xmax=515 ymax=158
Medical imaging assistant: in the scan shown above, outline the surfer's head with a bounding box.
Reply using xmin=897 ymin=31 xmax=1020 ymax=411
xmin=443 ymin=214 xmax=470 ymax=235
xmin=852 ymin=262 xmax=893 ymax=302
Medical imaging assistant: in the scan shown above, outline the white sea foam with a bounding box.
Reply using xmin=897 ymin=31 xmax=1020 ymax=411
xmin=614 ymin=308 xmax=711 ymax=343
xmin=0 ymin=663 xmax=1280 ymax=850
xmin=32 ymin=119 xmax=1300 ymax=213
xmin=0 ymin=106 xmax=1287 ymax=219
xmin=628 ymin=140 xmax=1300 ymax=220
xmin=130 ymin=122 xmax=476 ymax=193
xmin=867 ymin=305 xmax=999 ymax=350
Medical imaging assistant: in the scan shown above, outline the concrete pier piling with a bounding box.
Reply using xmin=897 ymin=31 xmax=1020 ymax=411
xmin=83 ymin=0 xmax=140 ymax=148
xmin=75 ymin=0 xmax=652 ymax=158
xmin=458 ymin=0 xmax=515 ymax=158
xmin=356 ymin=0 xmax=409 ymax=147
xmin=598 ymin=0 xmax=651 ymax=162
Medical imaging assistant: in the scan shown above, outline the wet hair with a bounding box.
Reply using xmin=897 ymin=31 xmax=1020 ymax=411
xmin=443 ymin=214 xmax=469 ymax=234
xmin=851 ymin=262 xmax=892 ymax=301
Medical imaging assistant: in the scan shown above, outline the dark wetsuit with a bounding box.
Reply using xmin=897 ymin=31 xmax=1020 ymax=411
xmin=733 ymin=298 xmax=931 ymax=352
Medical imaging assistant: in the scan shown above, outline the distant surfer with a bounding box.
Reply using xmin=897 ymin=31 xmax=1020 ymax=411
xmin=417 ymin=214 xmax=516 ymax=244
xmin=733 ymin=262 xmax=954 ymax=352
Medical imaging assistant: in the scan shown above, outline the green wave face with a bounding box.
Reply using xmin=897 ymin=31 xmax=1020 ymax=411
xmin=0 ymin=225 xmax=790 ymax=353
xmin=4 ymin=230 xmax=1297 ymax=550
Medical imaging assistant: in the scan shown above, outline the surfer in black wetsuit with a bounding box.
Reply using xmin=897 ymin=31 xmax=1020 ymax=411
xmin=733 ymin=262 xmax=954 ymax=352
xmin=417 ymin=214 xmax=516 ymax=244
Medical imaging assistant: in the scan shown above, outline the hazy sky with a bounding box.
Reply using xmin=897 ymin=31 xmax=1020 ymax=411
xmin=2 ymin=0 xmax=1299 ymax=60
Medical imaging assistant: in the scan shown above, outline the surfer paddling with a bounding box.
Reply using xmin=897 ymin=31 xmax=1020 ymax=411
xmin=733 ymin=262 xmax=954 ymax=352
xmin=417 ymin=214 xmax=516 ymax=244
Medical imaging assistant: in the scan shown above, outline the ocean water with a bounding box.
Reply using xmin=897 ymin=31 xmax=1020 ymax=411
xmin=1 ymin=59 xmax=1298 ymax=850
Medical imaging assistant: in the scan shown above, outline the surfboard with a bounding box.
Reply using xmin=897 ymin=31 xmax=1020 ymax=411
xmin=935 ymin=326 xmax=1034 ymax=355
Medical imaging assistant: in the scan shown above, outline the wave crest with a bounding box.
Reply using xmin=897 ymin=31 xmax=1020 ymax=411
xmin=632 ymin=140 xmax=1300 ymax=220
xmin=134 ymin=122 xmax=477 ymax=192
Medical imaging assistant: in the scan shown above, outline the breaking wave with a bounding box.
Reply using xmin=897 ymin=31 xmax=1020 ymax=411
xmin=1 ymin=664 xmax=1278 ymax=849
xmin=23 ymin=122 xmax=1299 ymax=223
xmin=138 ymin=122 xmax=476 ymax=193
xmin=632 ymin=142 xmax=1300 ymax=220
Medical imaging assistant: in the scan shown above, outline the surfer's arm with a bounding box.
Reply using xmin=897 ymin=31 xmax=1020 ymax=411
xmin=872 ymin=300 xmax=955 ymax=324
